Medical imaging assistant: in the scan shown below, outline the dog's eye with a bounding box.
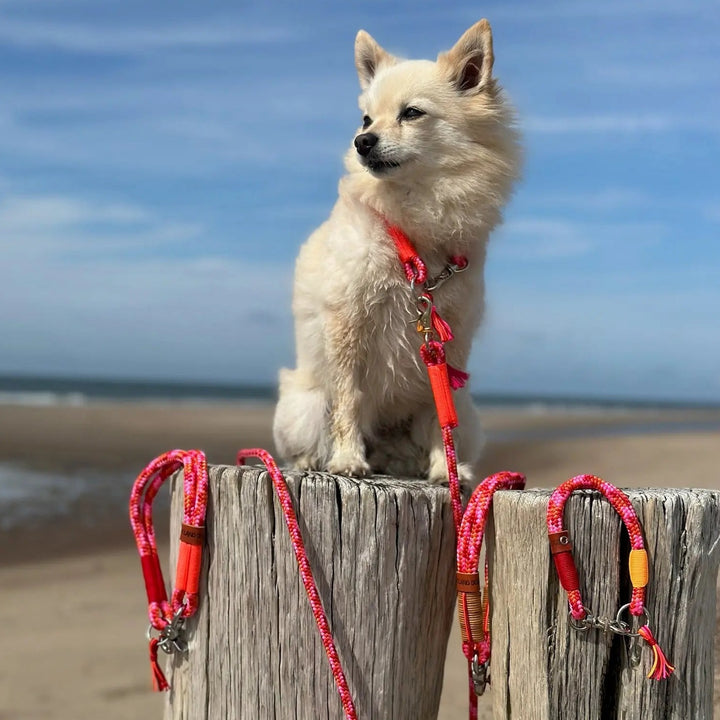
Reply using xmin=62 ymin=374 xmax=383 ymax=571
xmin=362 ymin=115 xmax=372 ymax=129
xmin=401 ymin=106 xmax=426 ymax=121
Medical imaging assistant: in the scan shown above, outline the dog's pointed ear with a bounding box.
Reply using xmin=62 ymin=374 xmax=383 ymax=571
xmin=439 ymin=20 xmax=494 ymax=94
xmin=355 ymin=30 xmax=395 ymax=90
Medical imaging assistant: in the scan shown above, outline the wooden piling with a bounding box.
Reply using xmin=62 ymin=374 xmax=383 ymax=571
xmin=163 ymin=467 xmax=720 ymax=720
xmin=489 ymin=488 xmax=720 ymax=720
xmin=164 ymin=464 xmax=458 ymax=720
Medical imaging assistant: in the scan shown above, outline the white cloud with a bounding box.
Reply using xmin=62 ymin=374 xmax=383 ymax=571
xmin=591 ymin=61 xmax=716 ymax=87
xmin=472 ymin=275 xmax=720 ymax=401
xmin=493 ymin=218 xmax=664 ymax=260
xmin=0 ymin=17 xmax=297 ymax=54
xmin=0 ymin=191 xmax=295 ymax=381
xmin=0 ymin=253 xmax=295 ymax=382
xmin=0 ymin=194 xmax=201 ymax=258
xmin=0 ymin=67 xmax=355 ymax=173
xmin=0 ymin=195 xmax=150 ymax=228
xmin=525 ymin=114 xmax=718 ymax=135
xmin=524 ymin=189 xmax=654 ymax=212
xmin=497 ymin=219 xmax=593 ymax=258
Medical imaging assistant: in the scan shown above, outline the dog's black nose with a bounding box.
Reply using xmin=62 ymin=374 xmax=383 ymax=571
xmin=354 ymin=132 xmax=378 ymax=157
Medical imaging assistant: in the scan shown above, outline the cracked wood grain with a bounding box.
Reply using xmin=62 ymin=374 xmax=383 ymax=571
xmin=163 ymin=465 xmax=457 ymax=720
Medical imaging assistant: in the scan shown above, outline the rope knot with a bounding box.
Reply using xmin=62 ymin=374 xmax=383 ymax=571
xmin=386 ymin=223 xmax=428 ymax=283
xmin=419 ymin=340 xmax=446 ymax=367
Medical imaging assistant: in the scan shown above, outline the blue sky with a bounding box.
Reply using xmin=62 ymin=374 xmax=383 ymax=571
xmin=0 ymin=0 xmax=718 ymax=401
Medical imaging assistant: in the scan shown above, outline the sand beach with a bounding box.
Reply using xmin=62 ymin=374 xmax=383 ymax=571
xmin=0 ymin=399 xmax=718 ymax=719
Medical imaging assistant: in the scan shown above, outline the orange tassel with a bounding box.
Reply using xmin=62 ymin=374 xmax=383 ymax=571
xmin=638 ymin=625 xmax=675 ymax=680
xmin=149 ymin=638 xmax=170 ymax=691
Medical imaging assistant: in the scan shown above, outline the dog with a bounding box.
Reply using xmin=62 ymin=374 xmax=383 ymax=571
xmin=273 ymin=20 xmax=521 ymax=483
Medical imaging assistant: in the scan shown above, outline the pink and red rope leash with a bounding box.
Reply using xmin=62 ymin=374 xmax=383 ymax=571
xmin=129 ymin=447 xmax=358 ymax=718
xmin=129 ymin=449 xmax=208 ymax=691
xmin=547 ymin=474 xmax=674 ymax=680
xmin=455 ymin=471 xmax=526 ymax=715
xmin=237 ymin=449 xmax=357 ymax=719
xmin=388 ymin=222 xmax=674 ymax=716
xmin=387 ymin=221 xmax=527 ymax=719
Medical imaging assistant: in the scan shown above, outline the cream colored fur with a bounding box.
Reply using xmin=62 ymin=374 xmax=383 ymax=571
xmin=273 ymin=21 xmax=521 ymax=482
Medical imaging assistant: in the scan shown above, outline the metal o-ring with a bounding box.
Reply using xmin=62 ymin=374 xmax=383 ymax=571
xmin=615 ymin=603 xmax=650 ymax=637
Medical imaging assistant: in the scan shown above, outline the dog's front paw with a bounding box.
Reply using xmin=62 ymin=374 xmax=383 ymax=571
xmin=428 ymin=459 xmax=475 ymax=487
xmin=293 ymin=454 xmax=319 ymax=472
xmin=327 ymin=451 xmax=371 ymax=477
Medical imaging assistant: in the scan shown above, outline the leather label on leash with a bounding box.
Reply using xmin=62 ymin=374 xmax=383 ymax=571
xmin=180 ymin=523 xmax=205 ymax=546
xmin=548 ymin=530 xmax=572 ymax=554
xmin=456 ymin=571 xmax=481 ymax=593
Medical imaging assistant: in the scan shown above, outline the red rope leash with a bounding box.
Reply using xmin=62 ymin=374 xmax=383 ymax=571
xmin=547 ymin=474 xmax=674 ymax=680
xmin=386 ymin=220 xmax=471 ymax=534
xmin=456 ymin=471 xmax=526 ymax=708
xmin=387 ymin=220 xmax=524 ymax=719
xmin=237 ymin=449 xmax=357 ymax=720
xmin=130 ymin=447 xmax=357 ymax=715
xmin=420 ymin=341 xmax=465 ymax=531
xmin=129 ymin=449 xmax=208 ymax=690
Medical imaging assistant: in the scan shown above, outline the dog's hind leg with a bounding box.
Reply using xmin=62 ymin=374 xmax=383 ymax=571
xmin=273 ymin=368 xmax=331 ymax=470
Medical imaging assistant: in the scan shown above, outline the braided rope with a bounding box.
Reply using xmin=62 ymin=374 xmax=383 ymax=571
xmin=546 ymin=474 xmax=674 ymax=681
xmin=547 ymin=474 xmax=645 ymax=619
xmin=237 ymin=449 xmax=357 ymax=720
xmin=441 ymin=426 xmax=464 ymax=533
xmin=386 ymin=220 xmax=530 ymax=718
xmin=457 ymin=472 xmax=527 ymax=576
xmin=455 ymin=472 xmax=526 ymax=718
xmin=129 ymin=449 xmax=208 ymax=631
xmin=386 ymin=222 xmax=427 ymax=283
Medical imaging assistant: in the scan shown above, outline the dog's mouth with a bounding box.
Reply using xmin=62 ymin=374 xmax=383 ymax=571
xmin=364 ymin=157 xmax=402 ymax=174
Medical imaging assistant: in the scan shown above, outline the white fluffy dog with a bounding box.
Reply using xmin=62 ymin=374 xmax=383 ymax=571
xmin=273 ymin=21 xmax=521 ymax=482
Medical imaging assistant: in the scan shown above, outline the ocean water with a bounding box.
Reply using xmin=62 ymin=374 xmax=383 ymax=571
xmin=2 ymin=373 xmax=718 ymax=410
xmin=0 ymin=375 xmax=718 ymax=528
xmin=0 ymin=375 xmax=276 ymax=405
xmin=0 ymin=463 xmax=133 ymax=530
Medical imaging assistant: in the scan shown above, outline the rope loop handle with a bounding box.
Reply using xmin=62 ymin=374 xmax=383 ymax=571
xmin=129 ymin=449 xmax=208 ymax=691
xmin=456 ymin=472 xmax=526 ymax=696
xmin=546 ymin=474 xmax=674 ymax=680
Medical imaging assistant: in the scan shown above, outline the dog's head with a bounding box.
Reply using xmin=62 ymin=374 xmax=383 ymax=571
xmin=350 ymin=21 xmax=513 ymax=182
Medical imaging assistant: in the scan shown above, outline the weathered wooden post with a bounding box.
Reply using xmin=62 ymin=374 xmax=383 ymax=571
xmin=489 ymin=488 xmax=720 ymax=720
xmin=164 ymin=464 xmax=458 ymax=720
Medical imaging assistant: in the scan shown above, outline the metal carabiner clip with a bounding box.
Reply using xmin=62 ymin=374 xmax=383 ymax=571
xmin=415 ymin=294 xmax=434 ymax=337
xmin=158 ymin=607 xmax=189 ymax=654
xmin=425 ymin=258 xmax=469 ymax=293
xmin=471 ymin=653 xmax=490 ymax=696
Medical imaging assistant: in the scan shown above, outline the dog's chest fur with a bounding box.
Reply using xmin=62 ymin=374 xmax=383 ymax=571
xmin=294 ymin=199 xmax=484 ymax=425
